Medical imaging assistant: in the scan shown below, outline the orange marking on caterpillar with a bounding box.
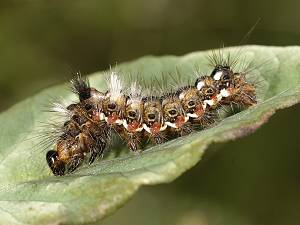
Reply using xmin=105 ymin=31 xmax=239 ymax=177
xmin=175 ymin=115 xmax=186 ymax=128
xmin=127 ymin=121 xmax=140 ymax=132
xmin=150 ymin=122 xmax=161 ymax=134
xmin=107 ymin=113 xmax=119 ymax=124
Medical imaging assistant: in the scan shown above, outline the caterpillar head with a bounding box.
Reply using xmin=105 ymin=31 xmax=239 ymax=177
xmin=46 ymin=150 xmax=66 ymax=176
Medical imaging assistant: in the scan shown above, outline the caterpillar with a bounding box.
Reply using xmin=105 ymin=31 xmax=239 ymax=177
xmin=45 ymin=51 xmax=257 ymax=176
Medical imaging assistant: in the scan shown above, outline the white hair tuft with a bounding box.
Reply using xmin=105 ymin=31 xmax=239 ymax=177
xmin=107 ymin=72 xmax=123 ymax=100
xmin=129 ymin=82 xmax=142 ymax=100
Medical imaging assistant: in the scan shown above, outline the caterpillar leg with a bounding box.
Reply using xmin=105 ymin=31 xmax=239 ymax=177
xmin=89 ymin=141 xmax=107 ymax=164
xmin=128 ymin=133 xmax=143 ymax=152
xmin=180 ymin=123 xmax=193 ymax=136
xmin=128 ymin=140 xmax=139 ymax=151
xmin=153 ymin=134 xmax=165 ymax=145
xmin=67 ymin=153 xmax=84 ymax=173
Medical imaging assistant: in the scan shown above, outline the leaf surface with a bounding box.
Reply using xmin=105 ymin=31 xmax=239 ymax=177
xmin=0 ymin=46 xmax=300 ymax=225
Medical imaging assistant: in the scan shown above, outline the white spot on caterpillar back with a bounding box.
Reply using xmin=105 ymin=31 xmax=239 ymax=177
xmin=204 ymin=99 xmax=216 ymax=106
xmin=165 ymin=122 xmax=178 ymax=128
xmin=187 ymin=113 xmax=199 ymax=118
xmin=143 ymin=124 xmax=151 ymax=133
xmin=213 ymin=71 xmax=223 ymax=81
xmin=99 ymin=112 xmax=105 ymax=120
xmin=196 ymin=81 xmax=205 ymax=90
xmin=220 ymin=89 xmax=230 ymax=97
xmin=160 ymin=124 xmax=168 ymax=131
xmin=179 ymin=92 xmax=185 ymax=100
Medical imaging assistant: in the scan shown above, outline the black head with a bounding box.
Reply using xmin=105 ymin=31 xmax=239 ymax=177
xmin=46 ymin=150 xmax=66 ymax=176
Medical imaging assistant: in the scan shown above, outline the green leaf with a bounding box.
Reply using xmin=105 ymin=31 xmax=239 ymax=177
xmin=0 ymin=46 xmax=300 ymax=225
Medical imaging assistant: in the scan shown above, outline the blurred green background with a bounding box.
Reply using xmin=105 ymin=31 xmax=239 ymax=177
xmin=0 ymin=1 xmax=299 ymax=225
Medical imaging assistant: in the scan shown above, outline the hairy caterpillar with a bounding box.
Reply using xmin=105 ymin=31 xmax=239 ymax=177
xmin=45 ymin=50 xmax=257 ymax=176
